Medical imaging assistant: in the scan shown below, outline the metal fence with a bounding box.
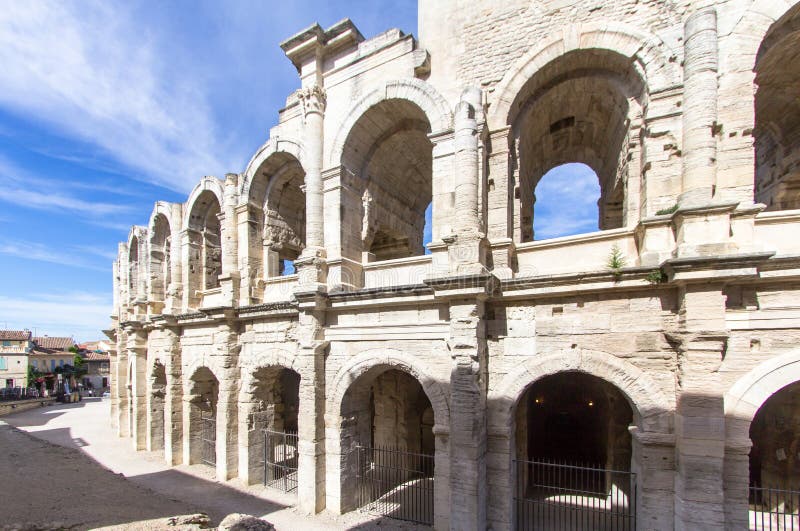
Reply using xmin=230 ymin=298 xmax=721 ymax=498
xmin=354 ymin=445 xmax=434 ymax=526
xmin=514 ymin=460 xmax=636 ymax=530
xmin=750 ymin=484 xmax=800 ymax=530
xmin=263 ymin=428 xmax=298 ymax=493
xmin=200 ymin=411 xmax=216 ymax=467
xmin=0 ymin=387 xmax=41 ymax=401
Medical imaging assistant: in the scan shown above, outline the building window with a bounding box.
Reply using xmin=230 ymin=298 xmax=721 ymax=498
xmin=2 ymin=340 xmax=10 ymax=346
xmin=0 ymin=357 xmax=6 ymax=370
xmin=59 ymin=359 xmax=64 ymax=368
xmin=32 ymin=360 xmax=38 ymax=368
xmin=50 ymin=360 xmax=55 ymax=371
xmin=5 ymin=379 xmax=12 ymax=388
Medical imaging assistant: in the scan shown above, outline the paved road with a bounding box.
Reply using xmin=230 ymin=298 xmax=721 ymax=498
xmin=1 ymin=399 xmax=423 ymax=530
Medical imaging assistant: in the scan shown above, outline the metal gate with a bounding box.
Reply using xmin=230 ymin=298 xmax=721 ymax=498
xmin=354 ymin=446 xmax=434 ymax=526
xmin=263 ymin=429 xmax=299 ymax=492
xmin=750 ymin=484 xmax=799 ymax=530
xmin=514 ymin=460 xmax=636 ymax=530
xmin=200 ymin=410 xmax=216 ymax=467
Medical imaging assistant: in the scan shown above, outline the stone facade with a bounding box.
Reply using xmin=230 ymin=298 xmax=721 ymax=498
xmin=110 ymin=1 xmax=800 ymax=529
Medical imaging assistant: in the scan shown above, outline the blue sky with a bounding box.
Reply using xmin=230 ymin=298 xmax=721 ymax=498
xmin=0 ymin=1 xmax=597 ymax=341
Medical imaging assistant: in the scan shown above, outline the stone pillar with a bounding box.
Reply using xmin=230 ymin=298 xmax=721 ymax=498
xmin=163 ymin=326 xmax=183 ymax=465
xmin=126 ymin=326 xmax=147 ymax=451
xmin=216 ymin=378 xmax=239 ymax=480
xmin=448 ymin=88 xmax=486 ymax=275
xmin=219 ymin=173 xmax=240 ymax=307
xmin=485 ymin=126 xmax=515 ymax=279
xmin=236 ymin=203 xmax=259 ymax=305
xmin=681 ymin=8 xmax=718 ymax=207
xmin=299 ymin=85 xmax=325 ymax=254
xmin=454 ymin=89 xmax=481 ymax=236
xmin=294 ymin=290 xmax=327 ymax=514
xmin=723 ymin=438 xmax=752 ymax=529
xmin=673 ymin=285 xmax=727 ymax=530
xmin=180 ymin=228 xmax=198 ymax=311
xmin=630 ymin=429 xmax=676 ymax=530
xmin=448 ymin=297 xmax=488 ymax=530
xmin=116 ymin=329 xmax=129 ymax=437
xmin=165 ymin=202 xmax=183 ymax=313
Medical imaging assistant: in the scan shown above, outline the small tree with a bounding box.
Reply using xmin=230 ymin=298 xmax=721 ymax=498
xmin=26 ymin=364 xmax=40 ymax=388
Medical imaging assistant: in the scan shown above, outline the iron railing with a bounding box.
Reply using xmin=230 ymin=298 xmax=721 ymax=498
xmin=514 ymin=459 xmax=636 ymax=530
xmin=354 ymin=445 xmax=434 ymax=526
xmin=0 ymin=387 xmax=41 ymax=401
xmin=263 ymin=428 xmax=298 ymax=493
xmin=750 ymin=484 xmax=799 ymax=530
xmin=200 ymin=411 xmax=216 ymax=467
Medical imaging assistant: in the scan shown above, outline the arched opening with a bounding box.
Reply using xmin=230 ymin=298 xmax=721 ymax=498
xmin=341 ymin=99 xmax=433 ymax=263
xmin=339 ymin=367 xmax=435 ymax=524
xmin=150 ymin=361 xmax=167 ymax=451
xmin=246 ymin=152 xmax=306 ymax=286
xmin=748 ymin=381 xmax=800 ymax=526
xmin=533 ymin=163 xmax=602 ymax=239
xmin=128 ymin=236 xmax=139 ymax=303
xmin=754 ymin=4 xmax=800 ymax=211
xmin=243 ymin=366 xmax=300 ymax=490
xmin=150 ymin=214 xmax=171 ymax=308
xmin=188 ymin=367 xmax=218 ymax=468
xmin=186 ymin=191 xmax=222 ymax=308
xmin=514 ymin=372 xmax=635 ymax=529
xmin=510 ymin=49 xmax=644 ymax=243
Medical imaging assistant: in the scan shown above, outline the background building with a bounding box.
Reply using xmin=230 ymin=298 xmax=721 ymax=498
xmin=110 ymin=1 xmax=800 ymax=529
xmin=0 ymin=330 xmax=32 ymax=388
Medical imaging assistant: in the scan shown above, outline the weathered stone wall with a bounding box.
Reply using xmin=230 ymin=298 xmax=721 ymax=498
xmin=108 ymin=2 xmax=800 ymax=530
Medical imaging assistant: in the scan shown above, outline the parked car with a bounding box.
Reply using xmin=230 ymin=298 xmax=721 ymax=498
xmin=102 ymin=391 xmax=110 ymax=398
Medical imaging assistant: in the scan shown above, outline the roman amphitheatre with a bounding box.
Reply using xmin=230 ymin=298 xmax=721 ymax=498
xmin=109 ymin=0 xmax=800 ymax=528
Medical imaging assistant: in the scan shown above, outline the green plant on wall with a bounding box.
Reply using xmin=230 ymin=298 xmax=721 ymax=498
xmin=646 ymin=269 xmax=668 ymax=285
xmin=606 ymin=244 xmax=627 ymax=277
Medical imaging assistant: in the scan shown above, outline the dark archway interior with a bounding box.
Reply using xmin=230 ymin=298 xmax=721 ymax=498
xmin=187 ymin=190 xmax=222 ymax=303
xmin=749 ymin=380 xmax=800 ymax=490
xmin=339 ymin=367 xmax=435 ymax=513
xmin=511 ymin=49 xmax=644 ymax=242
xmin=754 ymin=4 xmax=800 ymax=211
xmin=128 ymin=236 xmax=139 ymax=301
xmin=150 ymin=215 xmax=171 ymax=303
xmin=189 ymin=367 xmax=218 ymax=466
xmin=516 ymin=372 xmax=633 ymax=470
xmin=341 ymin=99 xmax=433 ymax=262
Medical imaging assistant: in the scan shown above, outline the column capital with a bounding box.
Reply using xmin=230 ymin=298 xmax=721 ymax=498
xmin=297 ymin=85 xmax=326 ymax=117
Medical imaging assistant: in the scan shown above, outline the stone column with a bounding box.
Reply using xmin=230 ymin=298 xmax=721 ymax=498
xmin=485 ymin=126 xmax=515 ymax=279
xmin=165 ymin=203 xmax=183 ymax=313
xmin=294 ymin=290 xmax=327 ymax=514
xmin=299 ymin=85 xmax=325 ymax=254
xmin=180 ymin=228 xmax=198 ymax=311
xmin=448 ymin=88 xmax=486 ymax=275
xmin=448 ymin=298 xmax=488 ymax=530
xmin=216 ymin=377 xmax=239 ymax=480
xmin=673 ymin=285 xmax=727 ymax=530
xmin=723 ymin=438 xmax=752 ymax=529
xmin=681 ymin=8 xmax=718 ymax=207
xmin=163 ymin=326 xmax=183 ymax=465
xmin=126 ymin=326 xmax=147 ymax=451
xmin=236 ymin=203 xmax=259 ymax=305
xmin=219 ymin=173 xmax=240 ymax=307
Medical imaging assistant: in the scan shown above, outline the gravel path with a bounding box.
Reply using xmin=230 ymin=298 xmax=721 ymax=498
xmin=1 ymin=399 xmax=426 ymax=530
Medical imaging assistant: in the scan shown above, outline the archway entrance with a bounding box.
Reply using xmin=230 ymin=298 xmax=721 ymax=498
xmin=149 ymin=361 xmax=167 ymax=451
xmin=749 ymin=381 xmax=800 ymax=529
xmin=340 ymin=368 xmax=435 ymax=525
xmin=188 ymin=367 xmax=218 ymax=468
xmin=514 ymin=372 xmax=635 ymax=530
xmin=244 ymin=366 xmax=300 ymax=491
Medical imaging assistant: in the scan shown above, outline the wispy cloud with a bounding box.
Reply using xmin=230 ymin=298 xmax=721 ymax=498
xmin=0 ymin=1 xmax=240 ymax=194
xmin=0 ymin=238 xmax=112 ymax=272
xmin=0 ymin=291 xmax=111 ymax=340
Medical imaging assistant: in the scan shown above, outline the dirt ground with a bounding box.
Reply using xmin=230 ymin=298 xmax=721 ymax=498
xmin=0 ymin=399 xmax=426 ymax=530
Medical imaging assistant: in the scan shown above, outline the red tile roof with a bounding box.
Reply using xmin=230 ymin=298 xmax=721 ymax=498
xmin=32 ymin=336 xmax=76 ymax=350
xmin=29 ymin=348 xmax=74 ymax=357
xmin=82 ymin=351 xmax=109 ymax=361
xmin=0 ymin=330 xmax=31 ymax=341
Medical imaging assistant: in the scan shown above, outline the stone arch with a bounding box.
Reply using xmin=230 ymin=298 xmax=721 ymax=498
xmin=492 ymin=349 xmax=673 ymax=433
xmin=725 ymin=350 xmax=800 ymax=445
xmin=126 ymin=226 xmax=147 ymax=305
xmin=723 ymin=350 xmax=800 ymax=528
xmin=328 ymin=78 xmax=453 ymax=168
xmin=147 ymin=202 xmax=177 ymax=305
xmin=240 ymin=137 xmax=304 ymax=204
xmin=237 ymin=347 xmax=300 ymax=401
xmin=487 ymin=21 xmax=679 ymax=131
xmin=182 ymin=176 xmax=225 ymax=231
xmin=329 ymin=349 xmax=450 ymax=432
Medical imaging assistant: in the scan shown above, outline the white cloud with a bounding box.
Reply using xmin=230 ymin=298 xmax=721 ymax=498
xmin=534 ymin=163 xmax=602 ymax=239
xmin=0 ymin=292 xmax=111 ymax=341
xmin=0 ymin=238 xmax=112 ymax=272
xmin=0 ymin=1 xmax=237 ymax=193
